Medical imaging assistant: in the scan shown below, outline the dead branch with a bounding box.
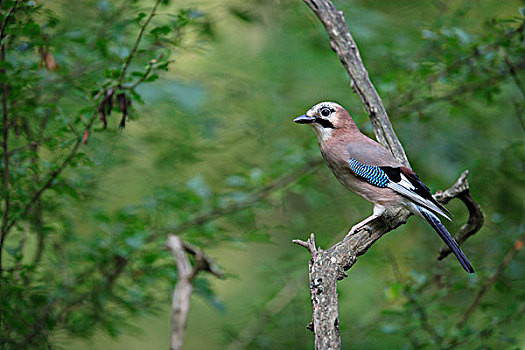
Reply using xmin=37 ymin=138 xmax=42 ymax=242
xmin=293 ymin=172 xmax=480 ymax=349
xmin=434 ymin=170 xmax=484 ymax=260
xmin=303 ymin=0 xmax=410 ymax=167
xmin=166 ymin=235 xmax=223 ymax=350
xmin=296 ymin=1 xmax=485 ymax=349
xmin=293 ymin=208 xmax=408 ymax=349
xmin=228 ymin=227 xmax=352 ymax=349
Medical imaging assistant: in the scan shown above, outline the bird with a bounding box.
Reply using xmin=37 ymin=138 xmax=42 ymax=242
xmin=294 ymin=101 xmax=474 ymax=273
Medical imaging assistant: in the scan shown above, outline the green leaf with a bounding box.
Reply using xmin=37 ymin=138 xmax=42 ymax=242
xmin=23 ymin=21 xmax=41 ymax=36
xmin=145 ymin=74 xmax=159 ymax=82
xmin=104 ymin=68 xmax=121 ymax=79
xmin=229 ymin=8 xmax=256 ymax=23
xmin=150 ymin=25 xmax=171 ymax=36
xmin=134 ymin=12 xmax=146 ymax=23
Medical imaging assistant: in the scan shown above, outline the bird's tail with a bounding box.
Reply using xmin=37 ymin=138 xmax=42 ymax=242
xmin=418 ymin=206 xmax=474 ymax=274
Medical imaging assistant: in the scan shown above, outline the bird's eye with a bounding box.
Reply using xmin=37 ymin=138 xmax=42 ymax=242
xmin=320 ymin=107 xmax=331 ymax=117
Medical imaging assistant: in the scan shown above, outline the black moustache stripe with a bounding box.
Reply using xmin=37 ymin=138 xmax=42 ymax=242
xmin=315 ymin=117 xmax=335 ymax=129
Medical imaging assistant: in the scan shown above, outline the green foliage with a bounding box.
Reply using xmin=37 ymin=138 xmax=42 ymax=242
xmin=0 ymin=0 xmax=216 ymax=347
xmin=1 ymin=0 xmax=525 ymax=349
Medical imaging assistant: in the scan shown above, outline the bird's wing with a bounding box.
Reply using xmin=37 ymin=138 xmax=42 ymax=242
xmin=346 ymin=139 xmax=401 ymax=168
xmin=348 ymin=158 xmax=451 ymax=220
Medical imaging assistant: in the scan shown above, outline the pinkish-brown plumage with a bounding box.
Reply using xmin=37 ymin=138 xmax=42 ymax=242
xmin=305 ymin=103 xmax=405 ymax=208
xmin=294 ymin=102 xmax=474 ymax=273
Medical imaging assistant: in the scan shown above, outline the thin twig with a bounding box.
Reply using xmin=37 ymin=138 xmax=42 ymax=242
xmin=504 ymin=55 xmax=525 ymax=101
xmin=227 ymin=279 xmax=303 ymax=350
xmin=31 ymin=159 xmax=322 ymax=336
xmin=1 ymin=23 xmax=10 ymax=243
xmin=292 ymin=233 xmax=318 ymax=258
xmin=3 ymin=114 xmax=98 ymax=235
xmin=447 ymin=300 xmax=525 ymax=349
xmin=181 ymin=240 xmax=224 ymax=279
xmin=390 ymin=253 xmax=442 ymax=346
xmin=390 ymin=58 xmax=525 ymax=119
xmin=130 ymin=61 xmax=153 ymax=89
xmin=125 ymin=59 xmax=175 ymax=90
xmin=0 ymin=0 xmax=19 ymax=36
xmin=457 ymin=233 xmax=525 ymax=328
xmin=511 ymin=98 xmax=525 ymax=133
xmin=118 ymin=0 xmax=162 ymax=84
xmin=0 ymin=0 xmax=20 ymax=330
xmin=94 ymin=0 xmax=129 ymax=46
xmin=152 ymin=159 xmax=322 ymax=242
xmin=7 ymin=142 xmax=40 ymax=156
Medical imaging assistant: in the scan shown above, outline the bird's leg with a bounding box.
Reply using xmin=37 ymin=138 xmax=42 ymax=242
xmin=345 ymin=205 xmax=385 ymax=238
xmin=345 ymin=215 xmax=379 ymax=238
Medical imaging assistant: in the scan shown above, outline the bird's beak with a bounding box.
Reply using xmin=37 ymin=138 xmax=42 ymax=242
xmin=293 ymin=114 xmax=315 ymax=124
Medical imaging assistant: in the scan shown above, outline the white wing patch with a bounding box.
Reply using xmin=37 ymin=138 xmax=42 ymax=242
xmin=387 ymin=174 xmax=451 ymax=221
xmin=398 ymin=173 xmax=415 ymax=190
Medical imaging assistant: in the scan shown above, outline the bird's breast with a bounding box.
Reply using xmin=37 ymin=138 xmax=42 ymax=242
xmin=320 ymin=146 xmax=403 ymax=208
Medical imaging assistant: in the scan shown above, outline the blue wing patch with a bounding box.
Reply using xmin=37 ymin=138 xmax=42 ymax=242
xmin=348 ymin=158 xmax=389 ymax=188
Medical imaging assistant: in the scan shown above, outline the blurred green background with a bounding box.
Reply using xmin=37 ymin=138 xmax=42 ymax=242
xmin=2 ymin=0 xmax=525 ymax=349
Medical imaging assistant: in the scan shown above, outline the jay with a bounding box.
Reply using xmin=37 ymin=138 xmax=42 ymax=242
xmin=294 ymin=102 xmax=474 ymax=273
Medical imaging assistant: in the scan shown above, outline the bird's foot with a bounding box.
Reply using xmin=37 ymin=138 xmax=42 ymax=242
xmin=345 ymin=225 xmax=360 ymax=238
xmin=345 ymin=214 xmax=379 ymax=239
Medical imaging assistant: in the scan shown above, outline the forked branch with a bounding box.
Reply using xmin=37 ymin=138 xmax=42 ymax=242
xmin=293 ymin=172 xmax=482 ymax=349
xmin=166 ymin=235 xmax=223 ymax=350
xmin=295 ymin=1 xmax=484 ymax=349
xmin=434 ymin=170 xmax=484 ymax=260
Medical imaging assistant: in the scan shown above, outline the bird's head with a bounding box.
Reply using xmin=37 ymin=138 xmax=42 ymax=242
xmin=294 ymin=102 xmax=356 ymax=141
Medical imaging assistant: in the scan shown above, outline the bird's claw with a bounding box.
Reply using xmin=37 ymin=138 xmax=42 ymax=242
xmin=345 ymin=225 xmax=359 ymax=239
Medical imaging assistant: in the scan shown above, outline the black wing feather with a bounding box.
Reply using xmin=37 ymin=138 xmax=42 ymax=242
xmin=380 ymin=166 xmax=452 ymax=217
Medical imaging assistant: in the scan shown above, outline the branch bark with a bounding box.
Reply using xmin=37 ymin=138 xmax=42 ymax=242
xmin=166 ymin=235 xmax=223 ymax=350
xmin=294 ymin=209 xmax=409 ymax=349
xmin=166 ymin=235 xmax=193 ymax=350
xmin=303 ymin=0 xmax=410 ymax=167
xmin=434 ymin=170 xmax=484 ymax=260
xmin=296 ymin=1 xmax=485 ymax=349
xmin=294 ymin=172 xmax=482 ymax=349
